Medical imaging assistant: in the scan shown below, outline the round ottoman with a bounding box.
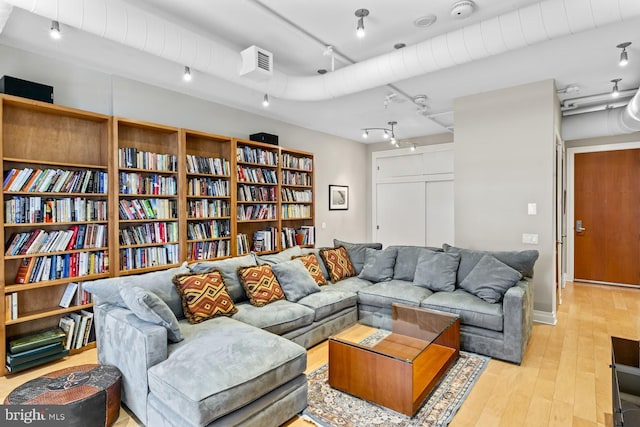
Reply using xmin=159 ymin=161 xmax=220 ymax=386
xmin=4 ymin=364 xmax=122 ymax=427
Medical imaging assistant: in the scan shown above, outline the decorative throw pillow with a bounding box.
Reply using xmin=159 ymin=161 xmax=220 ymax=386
xmin=358 ymin=247 xmax=398 ymax=282
xmin=172 ymin=271 xmax=237 ymax=324
xmin=292 ymin=253 xmax=327 ymax=285
xmin=271 ymin=260 xmax=321 ymax=302
xmin=119 ymin=286 xmax=183 ymax=342
xmin=237 ymin=265 xmax=285 ymax=307
xmin=459 ymin=254 xmax=523 ymax=303
xmin=319 ymin=246 xmax=357 ymax=282
xmin=333 ymin=239 xmax=382 ymax=274
xmin=413 ymin=250 xmax=460 ymax=292
xmin=300 ymin=248 xmax=331 ymax=281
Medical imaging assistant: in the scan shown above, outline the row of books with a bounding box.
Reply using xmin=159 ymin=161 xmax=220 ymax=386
xmin=5 ymin=293 xmax=17 ymax=320
xmin=187 ymin=178 xmax=230 ymax=197
xmin=118 ymin=147 xmax=177 ymax=171
xmin=59 ymin=310 xmax=94 ymax=350
xmin=281 ymin=204 xmax=312 ymax=219
xmin=4 ymin=196 xmax=107 ymax=224
xmin=238 ymin=185 xmax=277 ymax=202
xmin=4 ymin=167 xmax=108 ymax=194
xmin=186 ymin=155 xmax=230 ymax=176
xmin=119 ymin=198 xmax=177 ymax=220
xmin=14 ymin=251 xmax=109 ymax=284
xmin=119 ymin=244 xmax=179 ymax=270
xmin=5 ymin=328 xmax=73 ymax=374
xmin=5 ymin=224 xmax=107 ymax=256
xmin=282 ymin=171 xmax=312 ymax=186
xmin=281 ymin=188 xmax=312 ymax=202
xmin=236 ymin=146 xmax=278 ymax=166
xmin=252 ymin=228 xmax=278 ymax=252
xmin=237 ymin=233 xmax=250 ymax=255
xmin=237 ymin=166 xmax=277 ymax=184
xmin=237 ymin=204 xmax=277 ymax=221
xmin=187 ymin=240 xmax=230 ymax=261
xmin=119 ymin=222 xmax=179 ymax=246
xmin=58 ymin=281 xmax=92 ymax=308
xmin=187 ymin=219 xmax=230 ymax=241
xmin=282 ymin=226 xmax=315 ymax=248
xmin=187 ymin=199 xmax=230 ymax=219
xmin=119 ymin=172 xmax=177 ymax=195
xmin=281 ymin=154 xmax=313 ymax=171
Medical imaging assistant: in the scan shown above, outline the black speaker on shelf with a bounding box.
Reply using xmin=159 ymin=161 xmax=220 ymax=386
xmin=250 ymin=132 xmax=279 ymax=146
xmin=0 ymin=75 xmax=54 ymax=103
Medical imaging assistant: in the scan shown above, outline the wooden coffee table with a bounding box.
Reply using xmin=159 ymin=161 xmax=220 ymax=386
xmin=328 ymin=304 xmax=460 ymax=417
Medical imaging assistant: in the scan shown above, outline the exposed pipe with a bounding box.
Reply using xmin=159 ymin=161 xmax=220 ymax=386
xmin=0 ymin=2 xmax=12 ymax=34
xmin=3 ymin=0 xmax=640 ymax=102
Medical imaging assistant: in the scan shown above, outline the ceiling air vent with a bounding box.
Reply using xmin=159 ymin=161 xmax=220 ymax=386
xmin=240 ymin=46 xmax=273 ymax=81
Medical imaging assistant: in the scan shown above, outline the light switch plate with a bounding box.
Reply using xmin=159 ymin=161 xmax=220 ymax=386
xmin=527 ymin=203 xmax=537 ymax=215
xmin=522 ymin=233 xmax=539 ymax=244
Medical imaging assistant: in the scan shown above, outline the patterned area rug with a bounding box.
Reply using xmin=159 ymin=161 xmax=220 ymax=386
xmin=303 ymin=330 xmax=489 ymax=427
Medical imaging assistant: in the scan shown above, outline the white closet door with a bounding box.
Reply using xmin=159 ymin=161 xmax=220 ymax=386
xmin=425 ymin=180 xmax=454 ymax=247
xmin=375 ymin=182 xmax=426 ymax=246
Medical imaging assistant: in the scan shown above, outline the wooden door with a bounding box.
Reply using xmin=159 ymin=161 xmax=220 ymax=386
xmin=574 ymin=149 xmax=640 ymax=285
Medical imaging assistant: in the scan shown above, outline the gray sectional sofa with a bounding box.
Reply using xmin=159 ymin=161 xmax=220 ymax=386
xmin=84 ymin=241 xmax=537 ymax=427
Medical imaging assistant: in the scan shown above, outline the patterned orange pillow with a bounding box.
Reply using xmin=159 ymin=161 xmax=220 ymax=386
xmin=237 ymin=265 xmax=285 ymax=307
xmin=319 ymin=246 xmax=356 ymax=282
xmin=172 ymin=271 xmax=237 ymax=324
xmin=292 ymin=254 xmax=327 ymax=286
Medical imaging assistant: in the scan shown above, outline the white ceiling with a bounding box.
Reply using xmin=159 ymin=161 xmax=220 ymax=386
xmin=1 ymin=0 xmax=639 ymax=143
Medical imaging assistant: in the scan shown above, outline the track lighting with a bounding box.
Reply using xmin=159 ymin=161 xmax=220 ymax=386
xmin=361 ymin=121 xmax=398 ymax=142
xmin=617 ymin=42 xmax=631 ymax=67
xmin=410 ymin=144 xmax=416 ymax=152
xmin=355 ymin=9 xmax=369 ymax=38
xmin=183 ymin=66 xmax=192 ymax=81
xmin=262 ymin=93 xmax=270 ymax=108
xmin=611 ymin=78 xmax=621 ymax=98
xmin=383 ymin=130 xmax=389 ymax=139
xmin=362 ymin=130 xmax=368 ymax=139
xmin=49 ymin=20 xmax=61 ymax=40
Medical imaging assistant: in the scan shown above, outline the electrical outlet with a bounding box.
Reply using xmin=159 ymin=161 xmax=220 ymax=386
xmin=527 ymin=203 xmax=537 ymax=215
xmin=522 ymin=233 xmax=539 ymax=245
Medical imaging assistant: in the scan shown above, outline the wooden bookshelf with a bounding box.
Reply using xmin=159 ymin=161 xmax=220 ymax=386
xmin=280 ymin=148 xmax=315 ymax=248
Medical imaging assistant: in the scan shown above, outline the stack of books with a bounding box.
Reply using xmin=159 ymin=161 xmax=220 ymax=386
xmin=6 ymin=328 xmax=68 ymax=373
xmin=59 ymin=309 xmax=95 ymax=351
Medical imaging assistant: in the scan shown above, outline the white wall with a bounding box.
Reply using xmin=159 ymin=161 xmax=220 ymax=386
xmin=0 ymin=44 xmax=368 ymax=247
xmin=454 ymin=80 xmax=558 ymax=321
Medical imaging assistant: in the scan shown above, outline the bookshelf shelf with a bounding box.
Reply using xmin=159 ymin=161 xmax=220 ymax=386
xmin=5 ymin=191 xmax=108 ymax=197
xmin=118 ymin=218 xmax=178 ymax=224
xmin=237 ymin=200 xmax=277 ymax=204
xmin=282 ymin=217 xmax=314 ymax=221
xmin=237 ymin=181 xmax=278 ymax=186
xmin=118 ymin=193 xmax=177 ymax=198
xmin=186 ymin=195 xmax=230 ymax=199
xmin=187 ymin=216 xmax=231 ymax=221
xmin=280 ymin=184 xmax=313 ymax=189
xmin=118 ymin=263 xmax=181 ymax=276
xmin=4 ymin=273 xmax=110 ymax=293
xmin=4 ymin=247 xmax=109 ymax=260
xmin=3 ymin=157 xmax=108 ymax=170
xmin=186 ymin=172 xmax=230 ymax=179
xmin=186 ymin=237 xmax=231 ymax=243
xmin=118 ymin=167 xmax=178 ymax=175
xmin=69 ymin=341 xmax=96 ymax=355
xmin=4 ymin=220 xmax=108 ymax=228
xmin=6 ymin=303 xmax=94 ymax=325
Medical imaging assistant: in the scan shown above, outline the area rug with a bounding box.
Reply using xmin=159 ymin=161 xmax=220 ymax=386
xmin=303 ymin=330 xmax=489 ymax=427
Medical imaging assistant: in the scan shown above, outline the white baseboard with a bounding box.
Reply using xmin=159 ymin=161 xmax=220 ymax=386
xmin=533 ymin=310 xmax=557 ymax=325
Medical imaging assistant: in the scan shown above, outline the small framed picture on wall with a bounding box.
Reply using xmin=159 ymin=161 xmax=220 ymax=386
xmin=329 ymin=185 xmax=349 ymax=210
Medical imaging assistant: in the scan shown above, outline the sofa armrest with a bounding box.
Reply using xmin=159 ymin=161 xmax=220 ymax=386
xmin=94 ymin=304 xmax=168 ymax=424
xmin=501 ymin=279 xmax=534 ymax=364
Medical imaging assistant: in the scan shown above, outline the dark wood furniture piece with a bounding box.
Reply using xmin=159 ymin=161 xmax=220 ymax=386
xmin=328 ymin=304 xmax=460 ymax=416
xmin=611 ymin=336 xmax=640 ymax=427
xmin=4 ymin=363 xmax=122 ymax=426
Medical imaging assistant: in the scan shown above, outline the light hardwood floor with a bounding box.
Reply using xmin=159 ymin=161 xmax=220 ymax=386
xmin=1 ymin=281 xmax=638 ymax=426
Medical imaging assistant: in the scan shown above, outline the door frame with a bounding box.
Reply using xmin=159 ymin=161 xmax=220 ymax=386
xmin=566 ymin=141 xmax=640 ymax=281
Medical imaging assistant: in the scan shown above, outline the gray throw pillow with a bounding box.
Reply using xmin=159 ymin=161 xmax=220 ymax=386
xmin=256 ymin=246 xmax=303 ymax=265
xmin=459 ymin=254 xmax=523 ymax=303
xmin=391 ymin=246 xmax=443 ymax=281
xmin=188 ymin=254 xmax=256 ymax=302
xmin=413 ymin=250 xmax=460 ymax=292
xmin=358 ymin=247 xmax=397 ymax=282
xmin=333 ymin=239 xmax=383 ymax=274
xmin=119 ymin=286 xmax=183 ymax=342
xmin=271 ymin=260 xmax=321 ymax=302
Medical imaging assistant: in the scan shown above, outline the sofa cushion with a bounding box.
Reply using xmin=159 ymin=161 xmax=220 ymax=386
xmin=172 ymin=271 xmax=238 ymax=324
xmin=357 ymin=280 xmax=433 ymax=308
xmin=333 ymin=239 xmax=382 ymax=274
xmin=232 ymin=300 xmax=315 ymax=335
xmin=297 ymin=289 xmax=358 ymax=321
xmin=119 ymin=286 xmax=183 ymax=342
xmin=320 ymin=246 xmax=356 ymax=282
xmin=414 ymin=250 xmax=460 ymax=292
xmin=391 ymin=246 xmax=443 ymax=281
xmin=300 ymin=248 xmax=331 ymax=281
xmin=271 ymin=260 xmax=321 ymax=302
xmin=358 ymin=247 xmax=397 ymax=282
xmin=459 ymin=254 xmax=523 ymax=303
xmin=323 ymin=276 xmax=373 ymax=293
xmin=188 ymin=254 xmax=256 ymax=303
xmin=256 ymin=246 xmax=303 ymax=265
xmin=148 ymin=316 xmax=306 ymax=426
xmin=237 ymin=265 xmax=285 ymax=307
xmin=443 ymin=244 xmax=538 ymax=283
xmin=421 ymin=289 xmax=504 ymax=332
xmin=83 ymin=262 xmax=189 ymax=318
xmin=292 ymin=253 xmax=327 ymax=285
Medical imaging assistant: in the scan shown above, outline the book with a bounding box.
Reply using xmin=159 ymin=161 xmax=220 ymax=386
xmin=8 ymin=328 xmax=66 ymax=354
xmin=6 ymin=349 xmax=69 ymax=373
xmin=69 ymin=312 xmax=83 ymax=349
xmin=59 ymin=282 xmax=78 ymax=308
xmin=14 ymin=257 xmax=36 ymax=284
xmin=6 ymin=342 xmax=64 ymax=366
xmin=76 ymin=311 xmax=91 ymax=349
xmin=58 ymin=316 xmax=76 ymax=350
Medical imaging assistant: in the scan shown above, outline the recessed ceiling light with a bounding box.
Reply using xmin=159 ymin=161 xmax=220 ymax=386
xmin=414 ymin=15 xmax=437 ymax=28
xmin=394 ymin=43 xmax=406 ymax=50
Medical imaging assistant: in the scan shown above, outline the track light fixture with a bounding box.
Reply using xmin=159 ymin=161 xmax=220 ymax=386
xmin=361 ymin=121 xmax=397 ymax=141
xmin=617 ymin=42 xmax=631 ymax=67
xmin=183 ymin=66 xmax=192 ymax=81
xmin=611 ymin=78 xmax=621 ymax=98
xmin=50 ymin=20 xmax=61 ymax=39
xmin=262 ymin=93 xmax=270 ymax=108
xmin=362 ymin=130 xmax=368 ymax=139
xmin=355 ymin=9 xmax=369 ymax=38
